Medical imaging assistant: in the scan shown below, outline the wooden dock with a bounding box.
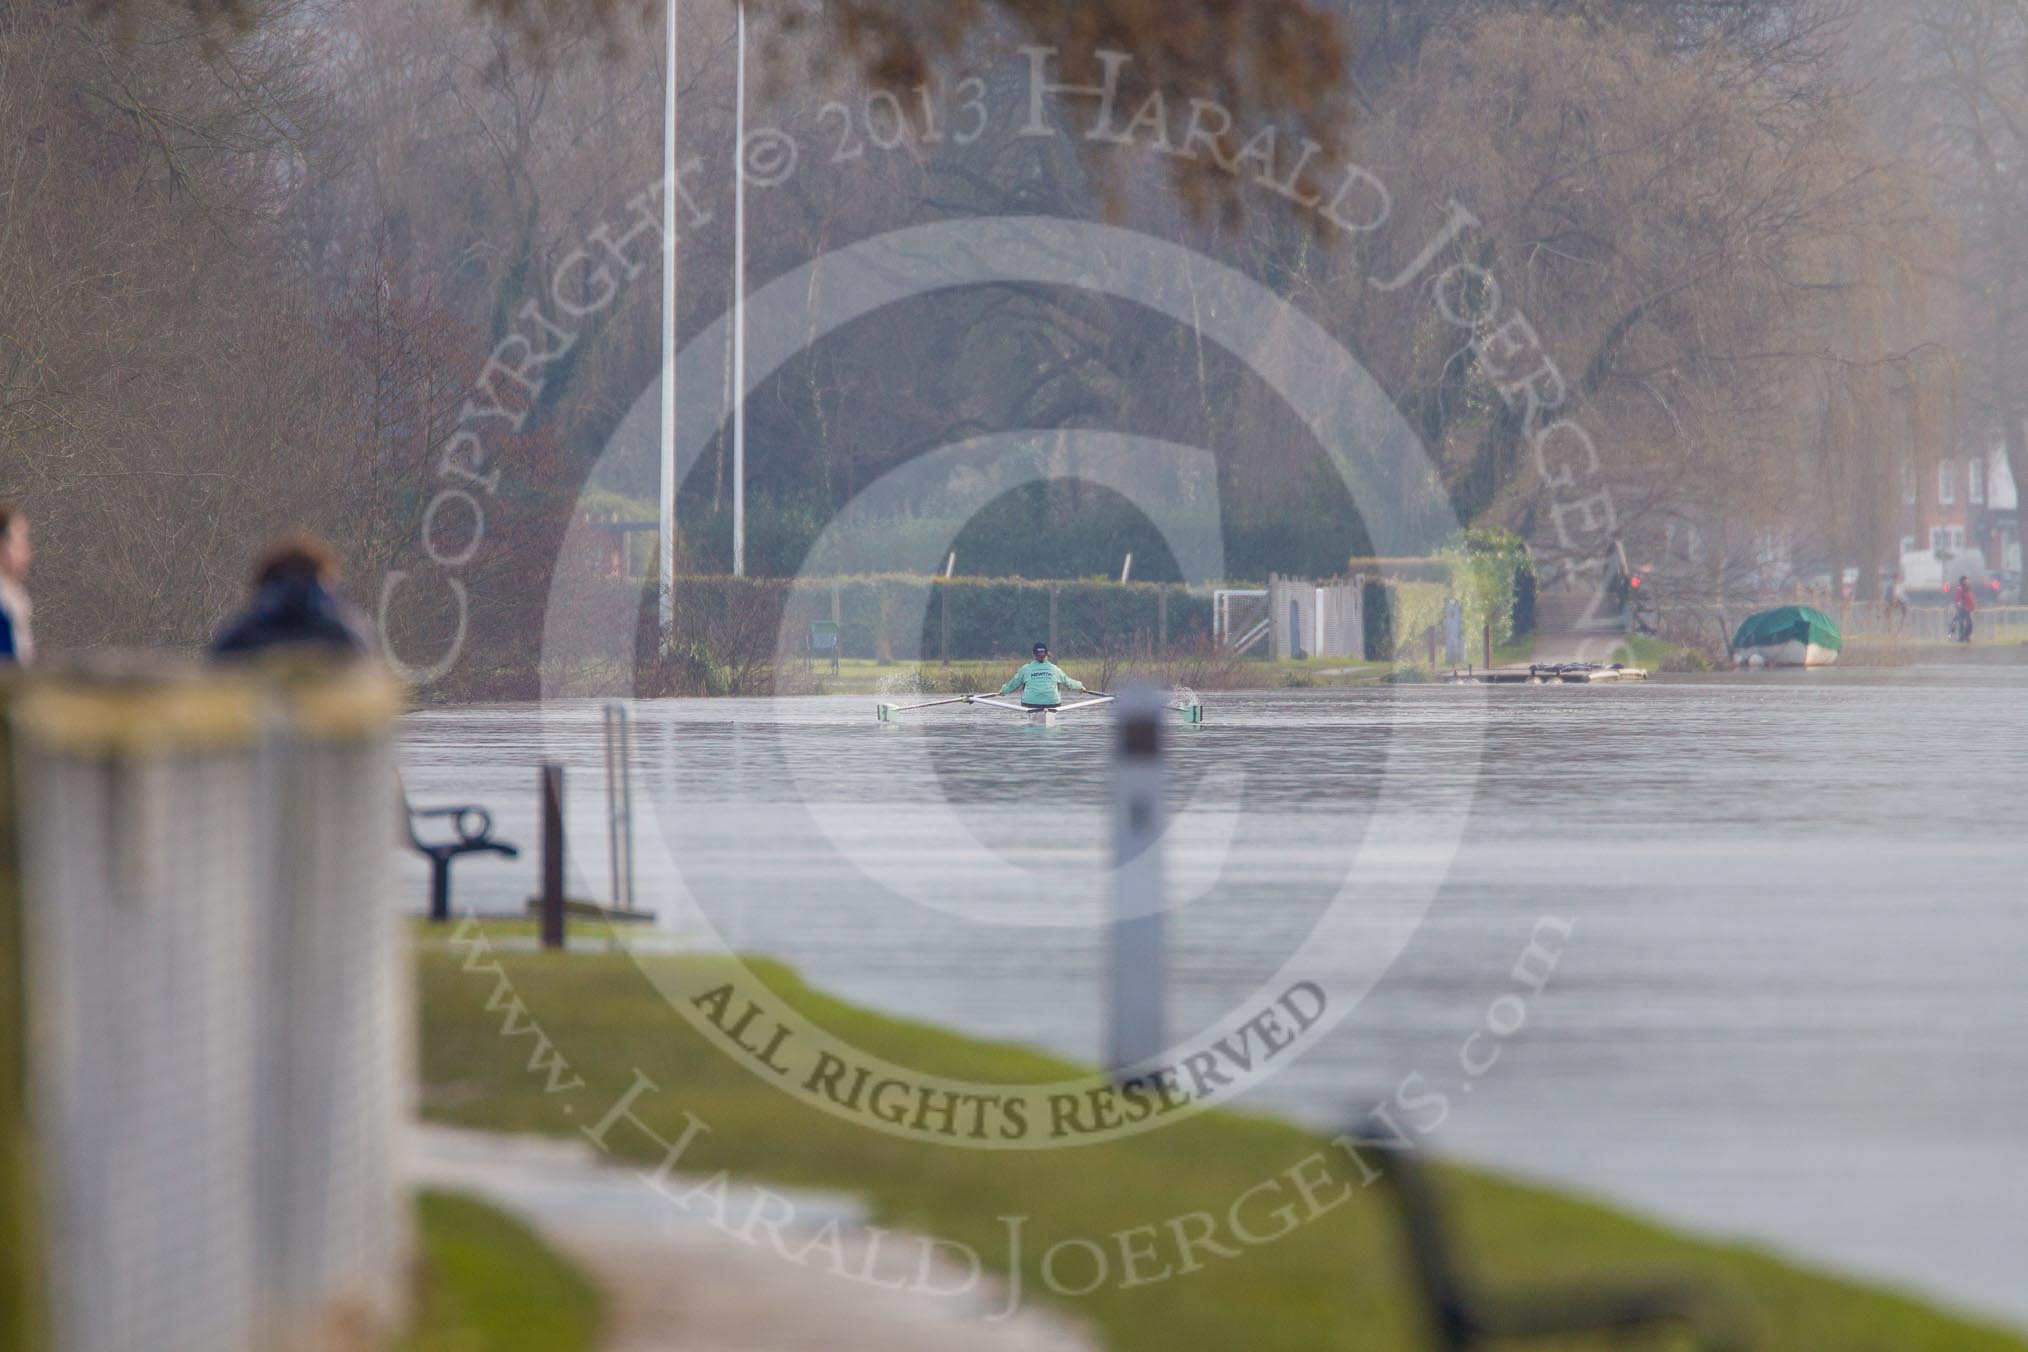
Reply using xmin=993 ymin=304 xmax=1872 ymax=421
xmin=1441 ymin=663 xmax=1650 ymax=686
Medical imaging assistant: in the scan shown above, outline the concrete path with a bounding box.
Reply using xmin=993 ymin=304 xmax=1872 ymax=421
xmin=410 ymin=1124 xmax=1096 ymax=1352
xmin=1529 ymin=591 xmax=1630 ymax=665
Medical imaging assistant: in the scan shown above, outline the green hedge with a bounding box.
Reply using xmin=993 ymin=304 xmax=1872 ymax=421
xmin=675 ymin=476 xmax=1371 ymax=582
xmin=658 ymin=576 xmax=1215 ymax=664
xmin=1361 ymin=579 xmax=1451 ymax=663
xmin=1361 ymin=580 xmax=1396 ymax=661
xmin=1444 ymin=529 xmax=1534 ymax=648
xmin=1355 ymin=532 xmax=1536 ymax=661
xmin=1345 ymin=558 xmax=1455 ymax=584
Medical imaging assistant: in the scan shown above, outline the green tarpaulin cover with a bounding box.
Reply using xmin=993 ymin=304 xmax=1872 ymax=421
xmin=1732 ymin=605 xmax=1843 ymax=653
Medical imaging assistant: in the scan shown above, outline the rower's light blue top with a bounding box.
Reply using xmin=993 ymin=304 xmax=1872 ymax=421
xmin=1000 ymin=660 xmax=1084 ymax=706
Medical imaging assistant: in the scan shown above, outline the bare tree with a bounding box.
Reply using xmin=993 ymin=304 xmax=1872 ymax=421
xmin=1873 ymin=0 xmax=2028 ymax=564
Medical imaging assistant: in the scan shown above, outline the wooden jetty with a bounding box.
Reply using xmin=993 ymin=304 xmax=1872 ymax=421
xmin=1441 ymin=662 xmax=1650 ymax=686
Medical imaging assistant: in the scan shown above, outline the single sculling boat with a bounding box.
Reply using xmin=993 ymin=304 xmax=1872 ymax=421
xmin=876 ymin=691 xmax=1205 ymax=726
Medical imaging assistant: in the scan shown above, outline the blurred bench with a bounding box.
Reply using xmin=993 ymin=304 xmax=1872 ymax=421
xmin=400 ymin=776 xmax=519 ymax=921
xmin=1353 ymin=1112 xmax=1752 ymax=1351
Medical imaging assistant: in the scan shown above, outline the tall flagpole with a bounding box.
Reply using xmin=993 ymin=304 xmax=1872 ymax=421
xmin=658 ymin=0 xmax=679 ymax=642
xmin=731 ymin=0 xmax=748 ymax=577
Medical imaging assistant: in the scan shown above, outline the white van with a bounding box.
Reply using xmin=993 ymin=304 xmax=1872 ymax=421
xmin=1899 ymin=548 xmax=1988 ymax=603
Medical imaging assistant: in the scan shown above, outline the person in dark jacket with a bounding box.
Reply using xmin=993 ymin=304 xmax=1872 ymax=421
xmin=211 ymin=534 xmax=374 ymax=659
xmin=0 ymin=503 xmax=32 ymax=667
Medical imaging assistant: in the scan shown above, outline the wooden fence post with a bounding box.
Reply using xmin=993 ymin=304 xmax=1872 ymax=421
xmin=540 ymin=763 xmax=565 ymax=950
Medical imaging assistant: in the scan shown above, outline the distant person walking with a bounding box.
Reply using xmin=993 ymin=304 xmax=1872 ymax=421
xmin=1950 ymin=573 xmax=1977 ymax=643
xmin=0 ymin=503 xmax=32 ymax=667
xmin=211 ymin=533 xmax=374 ymax=659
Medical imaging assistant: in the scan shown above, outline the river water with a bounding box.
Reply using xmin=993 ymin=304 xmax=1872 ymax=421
xmin=400 ymin=667 xmax=2028 ymax=1331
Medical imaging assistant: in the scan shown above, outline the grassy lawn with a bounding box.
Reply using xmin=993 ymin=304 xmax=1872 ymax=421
xmin=417 ymin=941 xmax=2027 ymax=1352
xmin=403 ymin=1190 xmax=603 ymax=1352
xmin=1608 ymin=635 xmax=1715 ymax=673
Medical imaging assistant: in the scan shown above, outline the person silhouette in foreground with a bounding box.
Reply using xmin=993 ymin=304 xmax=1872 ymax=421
xmin=0 ymin=502 xmax=33 ymax=667
xmin=211 ymin=534 xmax=374 ymax=659
xmin=999 ymin=642 xmax=1087 ymax=709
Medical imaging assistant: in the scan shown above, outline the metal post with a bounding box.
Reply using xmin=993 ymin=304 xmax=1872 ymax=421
xmin=1157 ymin=588 xmax=1168 ymax=655
xmin=1049 ymin=585 xmax=1059 ymax=650
xmin=730 ymin=0 xmax=748 ymax=577
xmin=428 ymin=858 xmax=452 ymax=924
xmin=620 ymin=716 xmax=635 ymax=909
xmin=540 ymin=762 xmax=565 ymax=950
xmin=657 ymin=0 xmax=679 ymax=644
xmin=1484 ymin=621 xmax=1492 ymax=669
xmin=1426 ymin=625 xmax=1437 ymax=668
xmin=1109 ymin=684 xmax=1167 ymax=1077
xmin=603 ymin=704 xmax=635 ymax=912
xmin=940 ymin=581 xmax=951 ymax=666
xmin=829 ymin=580 xmax=844 ymax=675
xmin=603 ymin=713 xmax=619 ymax=909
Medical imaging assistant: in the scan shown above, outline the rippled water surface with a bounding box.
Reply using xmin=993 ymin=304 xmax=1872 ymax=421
xmin=401 ymin=667 xmax=2028 ymax=1330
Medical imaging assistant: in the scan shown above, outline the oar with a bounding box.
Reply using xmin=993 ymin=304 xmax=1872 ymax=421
xmin=1076 ymin=689 xmax=1202 ymax=723
xmin=876 ymin=693 xmax=984 ymax=722
xmin=1089 ymin=689 xmax=1204 ymax=723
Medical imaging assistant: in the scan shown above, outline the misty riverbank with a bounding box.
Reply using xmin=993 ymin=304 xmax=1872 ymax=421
xmin=402 ymin=674 xmax=2028 ymax=1330
xmin=1840 ymin=639 xmax=2028 ymax=665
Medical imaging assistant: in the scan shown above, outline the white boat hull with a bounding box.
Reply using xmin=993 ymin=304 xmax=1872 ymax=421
xmin=1737 ymin=640 xmax=1838 ymax=668
xmin=876 ymin=693 xmax=1203 ymax=724
xmin=971 ymin=695 xmax=1114 ymax=725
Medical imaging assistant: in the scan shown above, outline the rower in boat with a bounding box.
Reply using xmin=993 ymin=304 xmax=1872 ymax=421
xmin=999 ymin=643 xmax=1087 ymax=712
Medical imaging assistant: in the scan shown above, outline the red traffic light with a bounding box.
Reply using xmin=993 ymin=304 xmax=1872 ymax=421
xmin=1628 ymin=576 xmax=1642 ymax=588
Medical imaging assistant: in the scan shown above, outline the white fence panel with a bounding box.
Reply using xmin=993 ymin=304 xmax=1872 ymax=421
xmin=1269 ymin=574 xmax=1365 ymax=660
xmin=7 ymin=664 xmax=409 ymax=1352
xmin=15 ymin=677 xmax=266 ymax=1352
xmin=258 ymin=672 xmax=409 ymax=1348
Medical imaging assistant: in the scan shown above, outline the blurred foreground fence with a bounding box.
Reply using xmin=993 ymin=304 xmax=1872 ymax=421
xmin=1 ymin=661 xmax=408 ymax=1352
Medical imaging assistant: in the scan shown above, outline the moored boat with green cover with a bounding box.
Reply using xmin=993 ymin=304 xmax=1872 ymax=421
xmin=1732 ymin=605 xmax=1842 ymax=667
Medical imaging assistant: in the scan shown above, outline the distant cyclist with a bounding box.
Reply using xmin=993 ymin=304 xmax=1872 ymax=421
xmin=1951 ymin=574 xmax=1977 ymax=643
xmin=999 ymin=643 xmax=1087 ymax=709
